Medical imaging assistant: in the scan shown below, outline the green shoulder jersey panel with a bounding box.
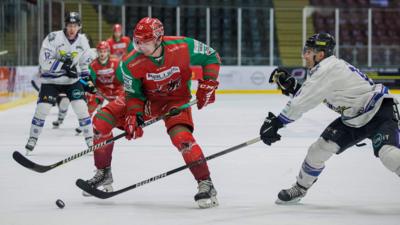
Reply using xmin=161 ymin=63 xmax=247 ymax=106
xmin=89 ymin=65 xmax=97 ymax=85
xmin=127 ymin=42 xmax=134 ymax=53
xmin=182 ymin=37 xmax=220 ymax=66
xmin=117 ymin=56 xmax=146 ymax=101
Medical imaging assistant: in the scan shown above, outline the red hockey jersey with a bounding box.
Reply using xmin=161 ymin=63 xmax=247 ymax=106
xmin=116 ymin=36 xmax=221 ymax=115
xmin=89 ymin=57 xmax=124 ymax=100
xmin=106 ymin=36 xmax=132 ymax=59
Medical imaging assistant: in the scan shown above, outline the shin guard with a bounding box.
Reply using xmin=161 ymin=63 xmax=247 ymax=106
xmin=171 ymin=131 xmax=210 ymax=181
xmin=93 ymin=116 xmax=114 ymax=169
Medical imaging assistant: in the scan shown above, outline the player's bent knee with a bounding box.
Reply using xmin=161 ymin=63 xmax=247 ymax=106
xmin=70 ymin=100 xmax=89 ymax=118
xmin=93 ymin=116 xmax=113 ymax=136
xmin=306 ymin=137 xmax=340 ymax=166
xmin=170 ymin=130 xmax=196 ymax=152
xmin=35 ymin=103 xmax=53 ymax=119
xmin=379 ymin=145 xmax=400 ymax=175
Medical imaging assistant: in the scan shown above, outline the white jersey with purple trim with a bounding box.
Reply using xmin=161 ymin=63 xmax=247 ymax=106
xmin=279 ymin=55 xmax=396 ymax=128
xmin=39 ymin=30 xmax=95 ymax=85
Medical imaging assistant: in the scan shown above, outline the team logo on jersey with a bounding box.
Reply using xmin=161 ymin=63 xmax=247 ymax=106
xmin=146 ymin=67 xmax=180 ymax=81
xmin=59 ymin=50 xmax=78 ymax=59
xmin=372 ymin=133 xmax=389 ymax=149
xmin=113 ymin=43 xmax=127 ymax=49
xmin=122 ymin=70 xmax=135 ymax=93
xmin=193 ymin=40 xmax=215 ymax=56
xmin=72 ymin=89 xmax=83 ymax=99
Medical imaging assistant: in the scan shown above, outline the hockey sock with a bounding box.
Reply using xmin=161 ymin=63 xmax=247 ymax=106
xmin=57 ymin=97 xmax=70 ymax=121
xmin=171 ymin=130 xmax=210 ymax=181
xmin=379 ymin=145 xmax=400 ymax=176
xmin=29 ymin=103 xmax=52 ymax=138
xmin=296 ymin=138 xmax=338 ymax=188
xmin=71 ymin=100 xmax=94 ymax=145
xmin=93 ymin=131 xmax=114 ymax=169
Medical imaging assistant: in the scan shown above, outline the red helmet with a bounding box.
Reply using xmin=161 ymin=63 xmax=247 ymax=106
xmin=133 ymin=17 xmax=164 ymax=43
xmin=96 ymin=41 xmax=110 ymax=51
xmin=113 ymin=24 xmax=122 ymax=33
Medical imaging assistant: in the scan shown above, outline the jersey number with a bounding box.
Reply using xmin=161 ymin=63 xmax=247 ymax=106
xmin=349 ymin=65 xmax=374 ymax=86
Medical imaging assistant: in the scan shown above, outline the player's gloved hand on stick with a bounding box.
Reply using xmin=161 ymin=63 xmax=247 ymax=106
xmin=196 ymin=79 xmax=219 ymax=109
xmin=124 ymin=114 xmax=144 ymax=140
xmin=61 ymin=56 xmax=78 ymax=78
xmin=82 ymin=77 xmax=97 ymax=94
xmin=269 ymin=67 xmax=299 ymax=96
xmin=259 ymin=112 xmax=284 ymax=145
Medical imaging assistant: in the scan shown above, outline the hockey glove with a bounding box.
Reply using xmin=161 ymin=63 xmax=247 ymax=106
xmin=269 ymin=68 xmax=300 ymax=97
xmin=196 ymin=79 xmax=219 ymax=110
xmin=124 ymin=114 xmax=144 ymax=140
xmin=81 ymin=77 xmax=97 ymax=94
xmin=66 ymin=66 xmax=78 ymax=78
xmin=61 ymin=57 xmax=78 ymax=78
xmin=259 ymin=112 xmax=284 ymax=146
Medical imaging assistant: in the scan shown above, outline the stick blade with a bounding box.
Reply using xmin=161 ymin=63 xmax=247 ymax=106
xmin=12 ymin=151 xmax=50 ymax=173
xmin=76 ymin=179 xmax=113 ymax=199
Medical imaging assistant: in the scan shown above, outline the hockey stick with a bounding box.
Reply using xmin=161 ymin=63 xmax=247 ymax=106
xmin=76 ymin=136 xmax=261 ymax=199
xmin=12 ymin=100 xmax=197 ymax=173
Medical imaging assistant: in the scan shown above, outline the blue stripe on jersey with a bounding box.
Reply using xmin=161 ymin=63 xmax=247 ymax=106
xmin=32 ymin=117 xmax=45 ymax=127
xmin=278 ymin=113 xmax=294 ymax=125
xmin=78 ymin=117 xmax=92 ymax=126
xmin=41 ymin=73 xmax=62 ymax=78
xmin=302 ymin=161 xmax=324 ymax=177
xmin=50 ymin=60 xmax=60 ymax=72
xmin=364 ymin=85 xmax=388 ymax=113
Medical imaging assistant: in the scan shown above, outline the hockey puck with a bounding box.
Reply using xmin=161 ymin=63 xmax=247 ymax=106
xmin=56 ymin=199 xmax=65 ymax=209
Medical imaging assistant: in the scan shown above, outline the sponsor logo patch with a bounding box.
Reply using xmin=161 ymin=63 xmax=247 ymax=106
xmin=146 ymin=67 xmax=180 ymax=81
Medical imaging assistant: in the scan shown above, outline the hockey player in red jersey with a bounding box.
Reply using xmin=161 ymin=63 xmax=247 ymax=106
xmin=86 ymin=17 xmax=221 ymax=208
xmin=86 ymin=41 xmax=124 ymax=116
xmin=106 ymin=24 xmax=132 ymax=59
xmin=82 ymin=41 xmax=126 ymax=196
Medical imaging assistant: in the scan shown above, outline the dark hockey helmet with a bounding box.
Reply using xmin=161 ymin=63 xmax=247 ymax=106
xmin=65 ymin=12 xmax=81 ymax=26
xmin=303 ymin=33 xmax=336 ymax=57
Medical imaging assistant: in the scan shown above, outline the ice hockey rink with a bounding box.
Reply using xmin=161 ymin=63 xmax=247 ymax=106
xmin=1 ymin=94 xmax=399 ymax=225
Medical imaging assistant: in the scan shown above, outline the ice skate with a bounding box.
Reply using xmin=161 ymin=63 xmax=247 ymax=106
xmin=25 ymin=137 xmax=38 ymax=155
xmin=52 ymin=118 xmax=64 ymax=129
xmin=82 ymin=167 xmax=113 ymax=197
xmin=275 ymin=183 xmax=307 ymax=205
xmin=75 ymin=127 xmax=82 ymax=135
xmin=194 ymin=178 xmax=219 ymax=208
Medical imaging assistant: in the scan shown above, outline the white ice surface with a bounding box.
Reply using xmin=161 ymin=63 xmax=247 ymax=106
xmin=0 ymin=94 xmax=399 ymax=225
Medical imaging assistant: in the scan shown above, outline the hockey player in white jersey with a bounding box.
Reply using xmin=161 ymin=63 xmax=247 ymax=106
xmin=25 ymin=12 xmax=96 ymax=154
xmin=260 ymin=33 xmax=400 ymax=204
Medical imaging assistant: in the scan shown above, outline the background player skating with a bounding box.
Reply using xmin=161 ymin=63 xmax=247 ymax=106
xmin=25 ymin=12 xmax=95 ymax=155
xmin=106 ymin=24 xmax=133 ymax=59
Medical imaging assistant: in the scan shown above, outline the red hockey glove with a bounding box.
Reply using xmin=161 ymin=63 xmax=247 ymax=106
xmin=124 ymin=114 xmax=144 ymax=140
xmin=196 ymin=79 xmax=219 ymax=110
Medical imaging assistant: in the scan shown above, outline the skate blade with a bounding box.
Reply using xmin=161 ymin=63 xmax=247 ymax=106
xmin=25 ymin=148 xmax=33 ymax=156
xmin=275 ymin=197 xmax=303 ymax=205
xmin=82 ymin=184 xmax=113 ymax=197
xmin=197 ymin=196 xmax=219 ymax=209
